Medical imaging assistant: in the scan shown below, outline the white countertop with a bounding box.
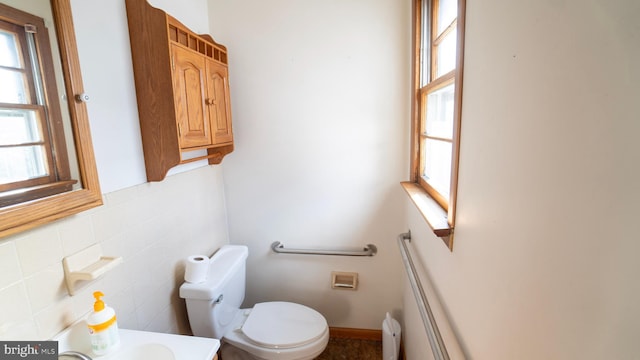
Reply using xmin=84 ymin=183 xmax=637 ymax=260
xmin=54 ymin=320 xmax=219 ymax=360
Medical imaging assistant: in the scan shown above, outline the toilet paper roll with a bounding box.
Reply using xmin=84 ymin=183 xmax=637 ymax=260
xmin=184 ymin=255 xmax=210 ymax=283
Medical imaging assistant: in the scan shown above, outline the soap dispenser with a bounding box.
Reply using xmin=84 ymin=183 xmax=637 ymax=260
xmin=87 ymin=291 xmax=120 ymax=355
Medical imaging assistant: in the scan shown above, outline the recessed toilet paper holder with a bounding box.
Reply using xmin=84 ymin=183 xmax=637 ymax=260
xmin=331 ymin=271 xmax=358 ymax=290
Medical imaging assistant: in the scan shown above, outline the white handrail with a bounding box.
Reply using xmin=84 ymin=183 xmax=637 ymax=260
xmin=397 ymin=231 xmax=449 ymax=360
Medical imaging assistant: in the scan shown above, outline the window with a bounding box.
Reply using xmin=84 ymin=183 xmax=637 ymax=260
xmin=0 ymin=0 xmax=102 ymax=238
xmin=403 ymin=0 xmax=465 ymax=249
xmin=0 ymin=5 xmax=75 ymax=207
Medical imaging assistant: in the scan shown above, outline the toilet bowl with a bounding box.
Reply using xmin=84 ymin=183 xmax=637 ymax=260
xmin=179 ymin=245 xmax=329 ymax=360
xmin=221 ymin=302 xmax=329 ymax=360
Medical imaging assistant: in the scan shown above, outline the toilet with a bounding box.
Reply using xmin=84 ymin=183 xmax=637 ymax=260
xmin=179 ymin=245 xmax=329 ymax=360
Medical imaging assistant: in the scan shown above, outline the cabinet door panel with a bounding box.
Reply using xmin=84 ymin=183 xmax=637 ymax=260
xmin=205 ymin=59 xmax=233 ymax=144
xmin=172 ymin=45 xmax=211 ymax=149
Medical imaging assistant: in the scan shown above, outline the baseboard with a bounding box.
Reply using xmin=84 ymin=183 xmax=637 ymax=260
xmin=329 ymin=327 xmax=382 ymax=341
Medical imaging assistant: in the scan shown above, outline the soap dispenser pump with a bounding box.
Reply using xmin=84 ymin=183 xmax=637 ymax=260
xmin=87 ymin=291 xmax=120 ymax=355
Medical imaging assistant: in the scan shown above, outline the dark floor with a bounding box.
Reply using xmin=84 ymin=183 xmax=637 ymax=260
xmin=315 ymin=338 xmax=382 ymax=360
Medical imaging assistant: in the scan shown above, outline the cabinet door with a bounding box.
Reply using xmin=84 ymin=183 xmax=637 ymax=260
xmin=171 ymin=44 xmax=211 ymax=149
xmin=205 ymin=59 xmax=233 ymax=144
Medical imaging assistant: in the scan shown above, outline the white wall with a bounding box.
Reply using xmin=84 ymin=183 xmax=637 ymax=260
xmin=73 ymin=0 xmax=212 ymax=193
xmin=404 ymin=0 xmax=640 ymax=359
xmin=0 ymin=0 xmax=229 ymax=340
xmin=209 ymin=0 xmax=411 ymax=329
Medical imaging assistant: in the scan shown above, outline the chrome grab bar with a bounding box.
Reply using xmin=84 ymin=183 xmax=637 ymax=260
xmin=270 ymin=241 xmax=377 ymax=257
xmin=397 ymin=231 xmax=449 ymax=360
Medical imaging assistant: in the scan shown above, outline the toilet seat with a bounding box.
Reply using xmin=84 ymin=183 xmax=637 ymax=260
xmin=222 ymin=302 xmax=329 ymax=360
xmin=241 ymin=302 xmax=327 ymax=349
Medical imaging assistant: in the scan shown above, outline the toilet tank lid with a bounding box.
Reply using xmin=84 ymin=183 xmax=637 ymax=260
xmin=179 ymin=245 xmax=248 ymax=300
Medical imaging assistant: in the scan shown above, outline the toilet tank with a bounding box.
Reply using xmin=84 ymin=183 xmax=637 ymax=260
xmin=179 ymin=245 xmax=248 ymax=338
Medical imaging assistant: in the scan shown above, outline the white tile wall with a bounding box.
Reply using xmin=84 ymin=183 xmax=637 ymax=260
xmin=0 ymin=242 xmax=22 ymax=289
xmin=0 ymin=166 xmax=229 ymax=340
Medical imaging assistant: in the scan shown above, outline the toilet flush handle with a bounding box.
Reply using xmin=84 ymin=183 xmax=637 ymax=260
xmin=214 ymin=294 xmax=223 ymax=304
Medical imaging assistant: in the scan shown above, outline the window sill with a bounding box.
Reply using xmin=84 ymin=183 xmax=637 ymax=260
xmin=401 ymin=182 xmax=453 ymax=248
xmin=0 ymin=180 xmax=77 ymax=208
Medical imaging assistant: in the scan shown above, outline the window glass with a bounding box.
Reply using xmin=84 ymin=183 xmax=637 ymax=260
xmin=0 ymin=146 xmax=48 ymax=183
xmin=0 ymin=108 xmax=47 ymax=184
xmin=0 ymin=108 xmax=43 ymax=144
xmin=422 ymin=139 xmax=452 ymax=200
xmin=0 ymin=29 xmax=21 ymax=68
xmin=0 ymin=69 xmax=28 ymax=104
xmin=425 ymin=82 xmax=455 ymax=139
xmin=436 ymin=28 xmax=457 ymax=77
xmin=437 ymin=0 xmax=457 ymax=34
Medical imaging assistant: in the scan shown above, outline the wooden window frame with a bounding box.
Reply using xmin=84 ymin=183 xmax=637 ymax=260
xmin=0 ymin=0 xmax=102 ymax=238
xmin=403 ymin=0 xmax=466 ymax=250
xmin=0 ymin=4 xmax=74 ymax=207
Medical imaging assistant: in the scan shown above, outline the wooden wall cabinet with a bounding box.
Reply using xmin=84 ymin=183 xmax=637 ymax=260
xmin=125 ymin=0 xmax=233 ymax=181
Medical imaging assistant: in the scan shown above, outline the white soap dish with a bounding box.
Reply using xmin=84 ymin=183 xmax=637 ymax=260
xmin=62 ymin=243 xmax=122 ymax=295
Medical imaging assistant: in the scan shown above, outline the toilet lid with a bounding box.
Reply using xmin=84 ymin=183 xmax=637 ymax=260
xmin=242 ymin=302 xmax=327 ymax=349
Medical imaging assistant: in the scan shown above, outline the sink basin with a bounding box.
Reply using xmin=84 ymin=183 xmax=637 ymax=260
xmin=53 ymin=320 xmax=219 ymax=360
xmin=111 ymin=343 xmax=175 ymax=360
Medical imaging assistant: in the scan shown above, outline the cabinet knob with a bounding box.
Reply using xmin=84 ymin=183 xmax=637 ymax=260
xmin=205 ymin=98 xmax=216 ymax=106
